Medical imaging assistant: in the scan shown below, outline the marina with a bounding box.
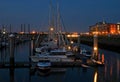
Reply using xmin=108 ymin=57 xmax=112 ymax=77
xmin=0 ymin=24 xmax=119 ymax=82
xmin=0 ymin=0 xmax=120 ymax=82
xmin=0 ymin=41 xmax=120 ymax=82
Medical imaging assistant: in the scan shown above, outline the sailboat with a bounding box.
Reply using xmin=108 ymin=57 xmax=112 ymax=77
xmin=30 ymin=0 xmax=73 ymax=62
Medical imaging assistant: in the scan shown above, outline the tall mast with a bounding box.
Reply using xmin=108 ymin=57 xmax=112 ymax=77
xmin=57 ymin=0 xmax=60 ymax=32
xmin=57 ymin=0 xmax=60 ymax=47
xmin=48 ymin=0 xmax=55 ymax=41
xmin=57 ymin=0 xmax=65 ymax=47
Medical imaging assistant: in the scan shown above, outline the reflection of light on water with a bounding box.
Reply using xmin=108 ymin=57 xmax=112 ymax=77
xmin=104 ymin=62 xmax=107 ymax=79
xmin=94 ymin=72 xmax=98 ymax=82
xmin=117 ymin=59 xmax=119 ymax=79
xmin=110 ymin=64 xmax=113 ymax=76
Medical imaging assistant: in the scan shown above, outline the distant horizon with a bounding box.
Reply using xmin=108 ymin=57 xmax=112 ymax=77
xmin=0 ymin=0 xmax=120 ymax=32
xmin=1 ymin=20 xmax=120 ymax=33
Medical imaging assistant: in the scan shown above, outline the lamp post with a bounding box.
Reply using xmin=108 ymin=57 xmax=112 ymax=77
xmin=93 ymin=34 xmax=98 ymax=60
xmin=92 ymin=25 xmax=98 ymax=60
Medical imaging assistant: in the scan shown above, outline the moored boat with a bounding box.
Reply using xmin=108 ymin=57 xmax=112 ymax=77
xmin=91 ymin=59 xmax=105 ymax=66
xmin=37 ymin=60 xmax=51 ymax=73
xmin=80 ymin=48 xmax=92 ymax=58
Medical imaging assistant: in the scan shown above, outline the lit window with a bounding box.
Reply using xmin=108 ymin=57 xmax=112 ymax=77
xmin=117 ymin=25 xmax=120 ymax=31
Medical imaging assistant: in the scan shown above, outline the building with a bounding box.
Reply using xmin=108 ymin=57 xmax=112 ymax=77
xmin=116 ymin=23 xmax=120 ymax=34
xmin=89 ymin=21 xmax=120 ymax=35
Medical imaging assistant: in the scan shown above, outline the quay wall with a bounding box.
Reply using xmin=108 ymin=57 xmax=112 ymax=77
xmin=80 ymin=35 xmax=120 ymax=53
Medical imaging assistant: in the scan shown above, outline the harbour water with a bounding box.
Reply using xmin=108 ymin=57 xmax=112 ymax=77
xmin=0 ymin=42 xmax=120 ymax=82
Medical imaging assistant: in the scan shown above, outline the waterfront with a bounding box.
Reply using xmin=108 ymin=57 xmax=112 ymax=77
xmin=0 ymin=42 xmax=120 ymax=82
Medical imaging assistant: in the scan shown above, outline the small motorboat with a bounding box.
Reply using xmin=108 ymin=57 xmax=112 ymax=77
xmin=91 ymin=59 xmax=105 ymax=66
xmin=80 ymin=48 xmax=92 ymax=58
xmin=37 ymin=60 xmax=51 ymax=73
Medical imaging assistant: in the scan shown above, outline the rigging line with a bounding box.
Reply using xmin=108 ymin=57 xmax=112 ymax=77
xmin=56 ymin=0 xmax=66 ymax=46
xmin=60 ymin=14 xmax=67 ymax=32
xmin=56 ymin=0 xmax=68 ymax=45
xmin=49 ymin=0 xmax=55 ymax=28
xmin=48 ymin=0 xmax=55 ymax=41
xmin=59 ymin=13 xmax=69 ymax=45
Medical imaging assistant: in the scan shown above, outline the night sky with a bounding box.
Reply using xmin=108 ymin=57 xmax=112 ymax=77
xmin=0 ymin=0 xmax=120 ymax=32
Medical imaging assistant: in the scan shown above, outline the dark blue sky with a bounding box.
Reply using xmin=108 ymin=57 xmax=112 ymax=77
xmin=0 ymin=0 xmax=120 ymax=32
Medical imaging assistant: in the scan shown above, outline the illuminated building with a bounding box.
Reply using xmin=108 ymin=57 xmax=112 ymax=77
xmin=89 ymin=21 xmax=120 ymax=35
xmin=117 ymin=23 xmax=120 ymax=33
xmin=109 ymin=24 xmax=117 ymax=34
xmin=67 ymin=32 xmax=79 ymax=38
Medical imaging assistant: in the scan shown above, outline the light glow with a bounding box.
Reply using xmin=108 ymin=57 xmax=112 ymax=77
xmin=31 ymin=30 xmax=36 ymax=34
xmin=67 ymin=34 xmax=79 ymax=38
xmin=50 ymin=27 xmax=54 ymax=31
xmin=2 ymin=31 xmax=6 ymax=34
xmin=68 ymin=46 xmax=71 ymax=50
xmin=70 ymin=41 xmax=74 ymax=44
xmin=19 ymin=32 xmax=24 ymax=34
xmin=94 ymin=72 xmax=98 ymax=82
xmin=94 ymin=47 xmax=97 ymax=51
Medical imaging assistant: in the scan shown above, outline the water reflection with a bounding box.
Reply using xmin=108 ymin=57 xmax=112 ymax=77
xmin=103 ymin=52 xmax=120 ymax=82
xmin=117 ymin=59 xmax=120 ymax=80
xmin=94 ymin=70 xmax=98 ymax=82
xmin=9 ymin=67 xmax=14 ymax=82
xmin=82 ymin=44 xmax=120 ymax=82
xmin=82 ymin=67 xmax=87 ymax=73
xmin=0 ymin=48 xmax=9 ymax=62
xmin=0 ymin=43 xmax=120 ymax=82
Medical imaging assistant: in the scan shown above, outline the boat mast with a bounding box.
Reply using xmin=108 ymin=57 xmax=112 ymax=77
xmin=48 ymin=0 xmax=55 ymax=41
xmin=57 ymin=0 xmax=66 ymax=47
xmin=57 ymin=0 xmax=60 ymax=47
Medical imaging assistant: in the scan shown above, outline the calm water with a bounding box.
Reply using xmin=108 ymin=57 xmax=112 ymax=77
xmin=0 ymin=42 xmax=120 ymax=82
